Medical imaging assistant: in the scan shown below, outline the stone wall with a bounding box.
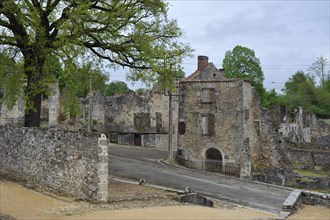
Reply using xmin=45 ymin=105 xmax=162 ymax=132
xmin=302 ymin=191 xmax=330 ymax=207
xmin=283 ymin=141 xmax=330 ymax=169
xmin=0 ymin=97 xmax=25 ymax=126
xmin=270 ymin=105 xmax=329 ymax=144
xmin=177 ymin=80 xmax=251 ymax=177
xmin=311 ymin=118 xmax=330 ymax=142
xmin=177 ymin=79 xmax=284 ymax=179
xmin=178 ymin=80 xmax=244 ymax=163
xmin=280 ymin=190 xmax=330 ymax=219
xmin=0 ymin=126 xmax=108 ymax=202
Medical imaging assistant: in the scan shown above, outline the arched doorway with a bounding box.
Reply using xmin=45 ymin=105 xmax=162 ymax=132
xmin=205 ymin=148 xmax=223 ymax=173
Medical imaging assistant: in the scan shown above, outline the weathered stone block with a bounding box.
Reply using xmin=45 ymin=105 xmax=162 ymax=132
xmin=180 ymin=193 xmax=213 ymax=207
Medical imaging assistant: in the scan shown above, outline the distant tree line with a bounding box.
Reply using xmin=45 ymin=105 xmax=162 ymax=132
xmin=2 ymin=44 xmax=329 ymax=122
xmin=222 ymin=46 xmax=330 ymax=118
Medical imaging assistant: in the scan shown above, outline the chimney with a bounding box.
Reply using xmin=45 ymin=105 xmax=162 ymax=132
xmin=197 ymin=55 xmax=208 ymax=71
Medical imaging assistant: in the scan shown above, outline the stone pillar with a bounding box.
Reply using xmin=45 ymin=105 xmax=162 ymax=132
xmin=48 ymin=83 xmax=59 ymax=128
xmin=240 ymin=138 xmax=251 ymax=179
xmin=97 ymin=134 xmax=109 ymax=202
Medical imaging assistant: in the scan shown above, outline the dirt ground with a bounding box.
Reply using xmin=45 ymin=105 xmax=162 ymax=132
xmin=0 ymin=179 xmax=329 ymax=220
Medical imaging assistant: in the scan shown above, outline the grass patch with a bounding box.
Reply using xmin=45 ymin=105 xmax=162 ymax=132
xmin=294 ymin=169 xmax=329 ymax=177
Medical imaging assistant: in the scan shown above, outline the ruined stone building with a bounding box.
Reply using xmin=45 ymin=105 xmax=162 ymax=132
xmin=0 ymin=83 xmax=177 ymax=150
xmin=79 ymin=90 xmax=178 ymax=149
xmin=0 ymin=84 xmax=59 ymax=128
xmin=0 ymin=96 xmax=25 ymax=126
xmin=176 ymin=56 xmax=283 ymax=179
xmin=269 ymin=105 xmax=330 ymax=143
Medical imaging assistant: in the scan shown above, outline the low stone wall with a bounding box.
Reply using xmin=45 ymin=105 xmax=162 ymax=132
xmin=302 ymin=191 xmax=330 ymax=207
xmin=282 ymin=190 xmax=302 ymax=212
xmin=0 ymin=126 xmax=108 ymax=202
xmin=280 ymin=190 xmax=330 ymax=219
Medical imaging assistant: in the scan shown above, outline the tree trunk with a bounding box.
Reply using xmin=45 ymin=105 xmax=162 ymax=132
xmin=24 ymin=92 xmax=42 ymax=127
xmin=23 ymin=51 xmax=45 ymax=127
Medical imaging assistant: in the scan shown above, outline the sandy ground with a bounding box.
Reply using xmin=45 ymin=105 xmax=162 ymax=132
xmin=0 ymin=180 xmax=329 ymax=220
xmin=288 ymin=205 xmax=330 ymax=220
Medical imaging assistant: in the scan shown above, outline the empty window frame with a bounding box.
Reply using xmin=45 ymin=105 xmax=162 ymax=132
xmin=201 ymin=88 xmax=215 ymax=104
xmin=201 ymin=114 xmax=215 ymax=136
xmin=178 ymin=120 xmax=186 ymax=135
xmin=245 ymin=109 xmax=250 ymax=120
xmin=156 ymin=112 xmax=162 ymax=132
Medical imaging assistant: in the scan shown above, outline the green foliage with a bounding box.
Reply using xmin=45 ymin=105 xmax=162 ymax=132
xmin=104 ymin=81 xmax=130 ymax=97
xmin=0 ymin=53 xmax=24 ymax=108
xmin=222 ymin=45 xmax=266 ymax=103
xmin=56 ymin=62 xmax=108 ymax=117
xmin=262 ymin=89 xmax=288 ymax=108
xmin=282 ymin=69 xmax=330 ymax=118
xmin=60 ymin=64 xmax=81 ymax=118
xmin=0 ymin=0 xmax=192 ymax=126
xmin=283 ymin=71 xmax=316 ymax=108
xmin=135 ymin=88 xmax=148 ymax=96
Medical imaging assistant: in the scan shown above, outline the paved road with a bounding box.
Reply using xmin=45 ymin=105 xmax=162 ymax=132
xmin=108 ymin=144 xmax=292 ymax=214
xmin=109 ymin=143 xmax=167 ymax=162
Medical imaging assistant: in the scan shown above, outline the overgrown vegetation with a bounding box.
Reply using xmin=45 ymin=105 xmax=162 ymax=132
xmin=268 ymin=56 xmax=330 ymax=118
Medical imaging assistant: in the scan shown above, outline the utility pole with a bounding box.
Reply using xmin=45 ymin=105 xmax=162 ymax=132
xmin=163 ymin=62 xmax=180 ymax=162
xmin=168 ymin=91 xmax=173 ymax=161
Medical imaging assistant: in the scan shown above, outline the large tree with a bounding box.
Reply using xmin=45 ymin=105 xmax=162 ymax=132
xmin=222 ymin=45 xmax=265 ymax=101
xmin=308 ymin=56 xmax=330 ymax=87
xmin=283 ymin=71 xmax=316 ymax=108
xmin=283 ymin=70 xmax=330 ymax=118
xmin=0 ymin=0 xmax=191 ymax=127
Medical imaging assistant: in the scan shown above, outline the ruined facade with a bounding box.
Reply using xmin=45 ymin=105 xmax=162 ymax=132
xmin=176 ymin=56 xmax=281 ymax=178
xmin=0 ymin=83 xmax=60 ymax=128
xmin=80 ymin=90 xmax=178 ymax=149
xmin=0 ymin=96 xmax=25 ymax=126
xmin=269 ymin=105 xmax=330 ymax=143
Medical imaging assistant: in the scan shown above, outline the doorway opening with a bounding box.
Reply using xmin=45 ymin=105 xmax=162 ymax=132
xmin=205 ymin=148 xmax=223 ymax=173
xmin=134 ymin=134 xmax=142 ymax=146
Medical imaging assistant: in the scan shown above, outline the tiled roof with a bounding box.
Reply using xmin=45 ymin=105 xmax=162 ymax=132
xmin=184 ymin=62 xmax=227 ymax=81
xmin=179 ymin=78 xmax=251 ymax=84
xmin=185 ymin=70 xmax=200 ymax=80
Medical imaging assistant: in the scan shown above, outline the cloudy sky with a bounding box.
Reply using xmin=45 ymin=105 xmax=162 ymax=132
xmin=112 ymin=0 xmax=330 ymax=93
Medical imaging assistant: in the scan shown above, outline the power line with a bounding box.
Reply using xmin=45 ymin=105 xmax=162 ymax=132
xmin=182 ymin=63 xmax=313 ymax=66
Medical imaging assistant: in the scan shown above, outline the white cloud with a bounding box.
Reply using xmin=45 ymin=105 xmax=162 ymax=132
xmin=112 ymin=0 xmax=329 ymax=92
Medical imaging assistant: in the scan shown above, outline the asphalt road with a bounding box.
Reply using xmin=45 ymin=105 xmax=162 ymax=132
xmin=108 ymin=144 xmax=292 ymax=214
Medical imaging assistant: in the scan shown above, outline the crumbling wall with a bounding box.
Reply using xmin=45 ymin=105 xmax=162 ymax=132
xmin=0 ymin=97 xmax=25 ymax=126
xmin=249 ymin=87 xmax=289 ymax=176
xmin=311 ymin=117 xmax=330 ymax=142
xmin=283 ymin=141 xmax=330 ymax=169
xmin=83 ymin=90 xmax=177 ymax=149
xmin=0 ymin=126 xmax=108 ymax=202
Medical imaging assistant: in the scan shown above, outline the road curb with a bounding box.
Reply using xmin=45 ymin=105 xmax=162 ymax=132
xmin=111 ymin=175 xmax=277 ymax=215
xmin=158 ymin=159 xmax=294 ymax=192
